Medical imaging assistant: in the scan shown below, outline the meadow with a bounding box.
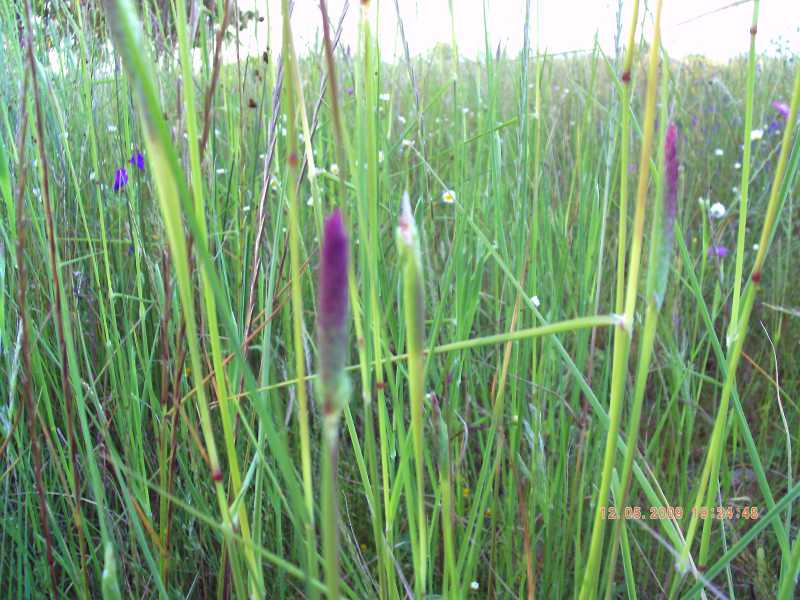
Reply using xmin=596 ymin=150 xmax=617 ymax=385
xmin=0 ymin=0 xmax=799 ymax=598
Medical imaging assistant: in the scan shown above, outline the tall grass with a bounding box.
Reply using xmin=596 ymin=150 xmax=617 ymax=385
xmin=1 ymin=0 xmax=799 ymax=598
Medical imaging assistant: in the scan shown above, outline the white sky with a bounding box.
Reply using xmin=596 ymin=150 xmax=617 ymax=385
xmin=233 ymin=0 xmax=800 ymax=63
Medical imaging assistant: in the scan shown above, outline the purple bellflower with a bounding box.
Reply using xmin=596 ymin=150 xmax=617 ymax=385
xmin=772 ymin=100 xmax=790 ymax=119
xmin=113 ymin=167 xmax=128 ymax=192
xmin=129 ymin=150 xmax=145 ymax=171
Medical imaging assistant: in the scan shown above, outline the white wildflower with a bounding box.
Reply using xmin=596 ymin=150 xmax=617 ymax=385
xmin=306 ymin=196 xmax=314 ymax=206
xmin=330 ymin=163 xmax=340 ymax=176
xmin=216 ymin=168 xmax=226 ymax=175
xmin=281 ymin=127 xmax=287 ymax=137
xmin=441 ymin=189 xmax=457 ymax=205
xmin=470 ymin=581 xmax=479 ymax=591
xmin=397 ymin=115 xmax=406 ymax=124
xmin=462 ymin=107 xmax=469 ymax=114
xmin=401 ymin=139 xmax=415 ymax=148
xmin=734 ymin=162 xmax=741 ymax=170
xmin=379 ymin=92 xmax=390 ymax=102
xmin=709 ymin=202 xmax=726 ymax=219
xmin=714 ymin=148 xmax=724 ymax=156
xmin=752 ymin=243 xmax=759 ymax=251
xmin=531 ymin=295 xmax=540 ymax=308
xmin=750 ymin=128 xmax=764 ymax=141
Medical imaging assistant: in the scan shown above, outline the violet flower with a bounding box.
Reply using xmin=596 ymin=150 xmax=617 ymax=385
xmin=317 ymin=209 xmax=350 ymax=399
xmin=113 ymin=167 xmax=128 ymax=192
xmin=129 ymin=150 xmax=145 ymax=171
xmin=772 ymin=100 xmax=790 ymax=119
xmin=708 ymin=245 xmax=729 ymax=259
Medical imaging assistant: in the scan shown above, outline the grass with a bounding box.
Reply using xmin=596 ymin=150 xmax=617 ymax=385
xmin=1 ymin=0 xmax=799 ymax=598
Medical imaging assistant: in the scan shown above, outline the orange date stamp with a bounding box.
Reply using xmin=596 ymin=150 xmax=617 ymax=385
xmin=600 ymin=505 xmax=760 ymax=521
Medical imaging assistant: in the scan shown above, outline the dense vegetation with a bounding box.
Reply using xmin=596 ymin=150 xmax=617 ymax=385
xmin=0 ymin=0 xmax=798 ymax=598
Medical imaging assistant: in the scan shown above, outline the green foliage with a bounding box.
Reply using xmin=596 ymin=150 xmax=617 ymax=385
xmin=1 ymin=0 xmax=799 ymax=598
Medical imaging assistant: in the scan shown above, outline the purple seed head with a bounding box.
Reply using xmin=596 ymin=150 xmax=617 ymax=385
xmin=318 ymin=209 xmax=350 ymax=385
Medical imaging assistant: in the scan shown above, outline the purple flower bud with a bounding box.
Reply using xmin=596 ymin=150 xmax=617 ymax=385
xmin=708 ymin=245 xmax=729 ymax=258
xmin=772 ymin=100 xmax=790 ymax=119
xmin=318 ymin=209 xmax=350 ymax=388
xmin=113 ymin=167 xmax=128 ymax=192
xmin=129 ymin=150 xmax=145 ymax=171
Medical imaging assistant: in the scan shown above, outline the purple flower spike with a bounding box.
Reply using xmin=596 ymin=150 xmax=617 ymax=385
xmin=772 ymin=100 xmax=790 ymax=119
xmin=129 ymin=150 xmax=145 ymax=171
xmin=318 ymin=209 xmax=350 ymax=388
xmin=113 ymin=167 xmax=128 ymax=192
xmin=664 ymin=123 xmax=678 ymax=233
xmin=708 ymin=245 xmax=729 ymax=259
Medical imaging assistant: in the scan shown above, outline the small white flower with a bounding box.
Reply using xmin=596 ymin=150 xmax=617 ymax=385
xmin=470 ymin=581 xmax=479 ymax=591
xmin=330 ymin=163 xmax=340 ymax=176
xmin=107 ymin=124 xmax=117 ymax=133
xmin=752 ymin=243 xmax=759 ymax=251
xmin=270 ymin=176 xmax=280 ymax=191
xmin=216 ymin=168 xmax=226 ymax=175
xmin=441 ymin=189 xmax=457 ymax=204
xmin=462 ymin=107 xmax=469 ymax=114
xmin=734 ymin=162 xmax=742 ymax=170
xmin=397 ymin=115 xmax=406 ymax=124
xmin=750 ymin=128 xmax=764 ymax=141
xmin=306 ymin=196 xmax=314 ymax=206
xmin=378 ymin=150 xmax=384 ymax=164
xmin=531 ymin=295 xmax=540 ymax=308
xmin=379 ymin=92 xmax=390 ymax=102
xmin=401 ymin=139 xmax=415 ymax=148
xmin=732 ymin=186 xmax=739 ymax=194
xmin=243 ymin=205 xmax=251 ymax=212
xmin=709 ymin=202 xmax=726 ymax=219
xmin=714 ymin=148 xmax=724 ymax=156
xmin=281 ymin=127 xmax=287 ymax=137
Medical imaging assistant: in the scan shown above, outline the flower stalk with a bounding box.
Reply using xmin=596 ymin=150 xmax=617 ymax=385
xmin=397 ymin=192 xmax=428 ymax=597
xmin=317 ymin=209 xmax=351 ymax=600
xmin=580 ymin=1 xmax=663 ymax=597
